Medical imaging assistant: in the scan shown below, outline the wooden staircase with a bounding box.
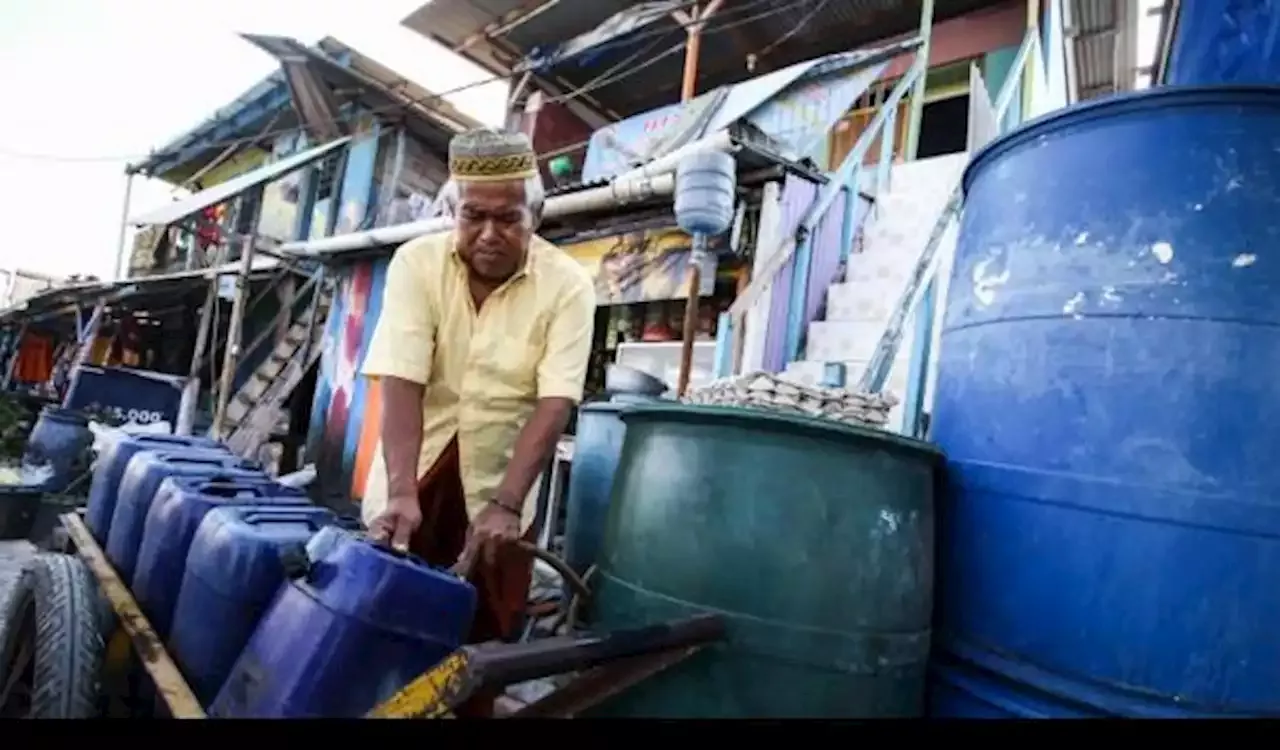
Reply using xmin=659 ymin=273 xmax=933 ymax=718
xmin=221 ymin=274 xmax=333 ymax=461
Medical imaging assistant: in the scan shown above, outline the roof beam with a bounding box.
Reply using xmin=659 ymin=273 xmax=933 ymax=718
xmin=140 ymin=82 xmax=293 ymax=178
xmin=456 ymin=0 xmax=562 ymax=53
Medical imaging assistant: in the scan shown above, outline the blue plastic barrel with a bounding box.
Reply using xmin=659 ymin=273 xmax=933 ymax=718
xmin=86 ymin=433 xmax=226 ymax=543
xmin=132 ymin=477 xmax=310 ymax=640
xmin=930 ymin=87 xmax=1280 ymax=718
xmin=564 ymin=402 xmax=628 ymax=577
xmin=1166 ymin=0 xmax=1280 ymax=86
xmin=210 ymin=526 xmax=476 ymax=718
xmin=105 ymin=450 xmax=264 ymax=583
xmin=169 ymin=504 xmax=338 ymax=705
xmin=24 ymin=406 xmax=91 ymax=492
xmin=64 ymin=366 xmax=186 ymax=428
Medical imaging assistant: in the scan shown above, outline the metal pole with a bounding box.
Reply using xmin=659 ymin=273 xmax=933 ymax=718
xmin=674 ymin=0 xmax=723 ymax=396
xmin=903 ymin=0 xmax=936 ymax=161
xmin=114 ymin=171 xmax=136 ymax=281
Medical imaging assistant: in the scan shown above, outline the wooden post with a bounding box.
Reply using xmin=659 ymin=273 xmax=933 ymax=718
xmin=212 ymin=189 xmax=264 ymax=438
xmin=2 ymin=322 xmax=27 ymax=390
xmin=176 ymin=253 xmax=222 ymax=436
xmin=903 ymin=0 xmax=936 ymax=162
xmin=674 ymin=0 xmax=724 ymax=396
xmin=61 ymin=300 xmax=105 ymax=409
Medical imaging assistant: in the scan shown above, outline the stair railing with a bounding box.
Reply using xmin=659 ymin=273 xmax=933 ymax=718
xmin=717 ymin=50 xmax=926 ymax=376
xmin=217 ymin=264 xmax=326 ymax=404
xmin=857 ymin=26 xmax=1046 ymax=436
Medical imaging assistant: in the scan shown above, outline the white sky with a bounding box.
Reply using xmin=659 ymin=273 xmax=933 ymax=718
xmin=0 ymin=0 xmax=507 ymax=281
xmin=1134 ymin=0 xmax=1165 ymax=90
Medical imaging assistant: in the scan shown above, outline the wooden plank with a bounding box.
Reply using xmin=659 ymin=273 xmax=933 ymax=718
xmin=59 ymin=513 xmax=206 ymax=719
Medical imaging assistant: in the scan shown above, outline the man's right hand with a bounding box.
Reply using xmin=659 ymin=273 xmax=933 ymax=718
xmin=367 ymin=495 xmax=422 ymax=552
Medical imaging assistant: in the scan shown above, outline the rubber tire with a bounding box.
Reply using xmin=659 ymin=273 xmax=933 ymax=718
xmin=0 ymin=566 xmax=34 ymax=714
xmin=27 ymin=554 xmax=104 ymax=718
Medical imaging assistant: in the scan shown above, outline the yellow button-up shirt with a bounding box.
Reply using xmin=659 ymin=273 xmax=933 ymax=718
xmin=359 ymin=231 xmax=596 ymax=531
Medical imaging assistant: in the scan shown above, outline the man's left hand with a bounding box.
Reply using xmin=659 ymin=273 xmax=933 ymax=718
xmin=464 ymin=499 xmax=522 ymax=570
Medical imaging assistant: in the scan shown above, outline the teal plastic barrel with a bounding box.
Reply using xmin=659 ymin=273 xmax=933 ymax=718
xmin=589 ymin=403 xmax=941 ymax=718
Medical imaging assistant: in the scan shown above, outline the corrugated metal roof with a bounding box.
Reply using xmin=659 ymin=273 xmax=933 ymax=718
xmin=402 ymin=0 xmax=997 ymax=119
xmin=138 ymin=75 xmax=288 ymax=175
xmin=135 ymin=35 xmax=482 ymax=179
xmin=1067 ymin=0 xmax=1138 ymax=100
xmin=243 ymin=36 xmax=484 ymax=151
xmin=129 ymin=137 xmax=352 ymax=227
xmin=316 ymin=37 xmax=484 ymax=136
xmin=0 ymin=261 xmax=281 ymax=325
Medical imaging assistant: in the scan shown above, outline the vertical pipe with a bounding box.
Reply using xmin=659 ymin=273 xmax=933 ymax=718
xmin=838 ymin=184 xmax=860 ymax=263
xmin=903 ymin=0 xmax=936 ymax=162
xmin=783 ymin=234 xmax=814 ymax=364
xmin=876 ymin=106 xmax=897 ymax=210
xmin=114 ymin=171 xmax=136 ymax=281
xmin=675 ymin=2 xmax=707 ymax=396
xmin=712 ymin=313 xmax=733 ymax=378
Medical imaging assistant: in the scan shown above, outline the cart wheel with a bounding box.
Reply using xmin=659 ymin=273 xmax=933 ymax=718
xmin=26 ymin=554 xmax=104 ymax=718
xmin=0 ymin=566 xmax=35 ymax=717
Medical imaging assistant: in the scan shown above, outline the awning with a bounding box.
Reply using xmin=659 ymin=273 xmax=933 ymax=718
xmin=129 ymin=136 xmax=352 ymax=227
xmin=0 ymin=258 xmax=284 ymax=326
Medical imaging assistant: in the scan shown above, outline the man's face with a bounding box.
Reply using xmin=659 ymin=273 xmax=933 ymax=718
xmin=455 ymin=180 xmax=533 ymax=283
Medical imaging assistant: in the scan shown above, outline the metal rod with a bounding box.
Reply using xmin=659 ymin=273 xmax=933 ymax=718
xmin=474 ymin=614 xmax=722 ymax=687
xmin=511 ymin=644 xmax=706 ymax=718
xmin=114 ymin=172 xmax=136 ymax=282
xmin=368 ymin=614 xmax=725 ymax=718
xmin=903 ymin=0 xmax=935 ymax=162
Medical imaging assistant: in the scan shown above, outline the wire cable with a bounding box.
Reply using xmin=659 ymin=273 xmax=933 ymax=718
xmin=0 ymin=0 xmax=824 ymax=167
xmin=753 ymin=0 xmax=833 ymax=59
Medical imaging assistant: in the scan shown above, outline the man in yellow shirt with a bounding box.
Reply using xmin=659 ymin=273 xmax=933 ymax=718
xmin=362 ymin=129 xmax=595 ymax=712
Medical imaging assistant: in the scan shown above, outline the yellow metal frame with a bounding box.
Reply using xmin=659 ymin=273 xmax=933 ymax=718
xmin=365 ymin=651 xmax=470 ymax=719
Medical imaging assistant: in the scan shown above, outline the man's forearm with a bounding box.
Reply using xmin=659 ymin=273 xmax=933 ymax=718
xmin=495 ymin=397 xmax=574 ymax=510
xmin=381 ymin=376 xmax=426 ymax=498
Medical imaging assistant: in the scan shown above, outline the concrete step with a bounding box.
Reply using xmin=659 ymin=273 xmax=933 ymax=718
xmin=806 ymin=320 xmax=916 ymax=363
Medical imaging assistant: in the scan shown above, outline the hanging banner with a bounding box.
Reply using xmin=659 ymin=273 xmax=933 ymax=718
xmin=581 ymin=47 xmax=894 ymax=181
xmin=562 ymin=227 xmax=724 ymax=305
